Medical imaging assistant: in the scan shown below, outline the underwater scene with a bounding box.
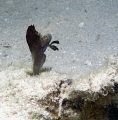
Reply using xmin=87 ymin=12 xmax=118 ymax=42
xmin=0 ymin=0 xmax=118 ymax=119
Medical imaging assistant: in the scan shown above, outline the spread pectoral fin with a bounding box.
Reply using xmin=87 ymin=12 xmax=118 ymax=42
xmin=49 ymin=45 xmax=59 ymax=51
xmin=49 ymin=40 xmax=59 ymax=51
xmin=50 ymin=40 xmax=59 ymax=45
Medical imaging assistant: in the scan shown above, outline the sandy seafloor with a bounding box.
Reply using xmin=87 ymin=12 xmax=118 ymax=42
xmin=0 ymin=0 xmax=118 ymax=119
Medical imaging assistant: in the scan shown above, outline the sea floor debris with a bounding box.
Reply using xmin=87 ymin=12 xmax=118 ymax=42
xmin=0 ymin=55 xmax=118 ymax=119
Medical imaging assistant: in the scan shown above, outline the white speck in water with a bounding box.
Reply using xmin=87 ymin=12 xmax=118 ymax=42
xmin=66 ymin=37 xmax=69 ymax=39
xmin=66 ymin=7 xmax=69 ymax=10
xmin=6 ymin=56 xmax=10 ymax=59
xmin=98 ymin=61 xmax=102 ymax=66
xmin=79 ymin=22 xmax=84 ymax=27
xmin=84 ymin=61 xmax=92 ymax=66
xmin=13 ymin=46 xmax=16 ymax=48
xmin=5 ymin=19 xmax=7 ymax=22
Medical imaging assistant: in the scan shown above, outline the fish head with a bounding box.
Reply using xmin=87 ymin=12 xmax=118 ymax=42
xmin=41 ymin=34 xmax=52 ymax=47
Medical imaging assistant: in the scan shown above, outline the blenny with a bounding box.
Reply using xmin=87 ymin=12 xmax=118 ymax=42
xmin=26 ymin=25 xmax=59 ymax=75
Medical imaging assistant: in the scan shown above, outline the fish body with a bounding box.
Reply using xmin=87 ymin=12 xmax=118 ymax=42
xmin=26 ymin=25 xmax=59 ymax=75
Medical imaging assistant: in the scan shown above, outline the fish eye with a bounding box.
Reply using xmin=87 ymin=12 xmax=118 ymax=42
xmin=44 ymin=35 xmax=48 ymax=38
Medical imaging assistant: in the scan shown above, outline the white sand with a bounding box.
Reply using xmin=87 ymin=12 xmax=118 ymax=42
xmin=0 ymin=0 xmax=118 ymax=119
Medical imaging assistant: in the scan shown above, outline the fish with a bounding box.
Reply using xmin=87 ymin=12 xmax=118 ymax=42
xmin=26 ymin=25 xmax=59 ymax=75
